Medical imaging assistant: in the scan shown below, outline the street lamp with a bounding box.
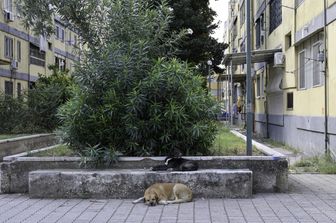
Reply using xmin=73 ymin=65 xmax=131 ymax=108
xmin=207 ymin=60 xmax=212 ymax=92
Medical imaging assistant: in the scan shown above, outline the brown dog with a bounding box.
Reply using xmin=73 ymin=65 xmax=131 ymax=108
xmin=132 ymin=183 xmax=192 ymax=206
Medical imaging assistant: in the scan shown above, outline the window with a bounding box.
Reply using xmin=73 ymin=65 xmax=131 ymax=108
xmin=287 ymin=92 xmax=293 ymax=110
xmin=298 ymin=50 xmax=306 ymax=89
xmin=55 ymin=24 xmax=65 ymax=41
xmin=285 ymin=32 xmax=292 ymax=50
xmin=256 ymin=72 xmax=264 ymax=98
xmin=30 ymin=44 xmax=45 ymax=67
xmin=5 ymin=36 xmax=13 ymax=59
xmin=48 ymin=42 xmax=53 ymax=51
xmin=55 ymin=56 xmax=66 ymax=71
xmin=17 ymin=83 xmax=22 ymax=97
xmin=295 ymin=0 xmax=304 ymax=8
xmin=312 ymin=42 xmax=322 ymax=86
xmin=256 ymin=75 xmax=261 ymax=97
xmin=255 ymin=19 xmax=261 ymax=48
xmin=4 ymin=0 xmax=13 ymax=12
xmin=5 ymin=81 xmax=13 ymax=96
xmin=255 ymin=14 xmax=265 ymax=49
xmin=17 ymin=40 xmax=21 ymax=62
xmin=74 ymin=35 xmax=77 ymax=46
xmin=260 ymin=72 xmax=264 ymax=97
xmin=232 ymin=19 xmax=237 ymax=41
xmin=269 ymin=0 xmax=282 ymax=34
xmin=240 ymin=1 xmax=245 ymax=27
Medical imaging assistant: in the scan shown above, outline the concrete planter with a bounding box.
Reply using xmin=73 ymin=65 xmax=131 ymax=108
xmin=0 ymin=134 xmax=59 ymax=161
xmin=0 ymin=155 xmax=288 ymax=195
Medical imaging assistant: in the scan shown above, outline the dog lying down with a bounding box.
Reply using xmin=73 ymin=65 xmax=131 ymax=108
xmin=151 ymin=157 xmax=199 ymax=171
xmin=132 ymin=183 xmax=192 ymax=206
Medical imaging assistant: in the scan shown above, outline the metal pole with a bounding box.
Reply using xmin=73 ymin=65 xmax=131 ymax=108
xmin=246 ymin=0 xmax=253 ymax=155
xmin=230 ymin=61 xmax=233 ymax=126
xmin=323 ymin=0 xmax=329 ymax=154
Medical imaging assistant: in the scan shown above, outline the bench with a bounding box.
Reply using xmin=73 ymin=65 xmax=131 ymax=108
xmin=29 ymin=169 xmax=252 ymax=199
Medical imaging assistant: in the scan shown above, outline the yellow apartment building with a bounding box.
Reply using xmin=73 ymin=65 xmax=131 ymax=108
xmin=0 ymin=0 xmax=80 ymax=97
xmin=223 ymin=0 xmax=336 ymax=156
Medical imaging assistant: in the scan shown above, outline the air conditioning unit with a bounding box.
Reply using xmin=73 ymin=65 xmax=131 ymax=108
xmin=11 ymin=60 xmax=18 ymax=70
xmin=274 ymin=52 xmax=285 ymax=68
xmin=4 ymin=11 xmax=14 ymax=22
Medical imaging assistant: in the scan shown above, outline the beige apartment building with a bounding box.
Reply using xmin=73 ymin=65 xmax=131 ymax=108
xmin=0 ymin=0 xmax=80 ymax=97
xmin=223 ymin=0 xmax=336 ymax=156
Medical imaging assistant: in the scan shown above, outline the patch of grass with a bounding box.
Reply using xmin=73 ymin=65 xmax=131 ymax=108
xmin=0 ymin=134 xmax=28 ymax=140
xmin=292 ymin=154 xmax=336 ymax=174
xmin=210 ymin=124 xmax=262 ymax=156
xmin=27 ymin=145 xmax=77 ymax=157
xmin=261 ymin=138 xmax=300 ymax=154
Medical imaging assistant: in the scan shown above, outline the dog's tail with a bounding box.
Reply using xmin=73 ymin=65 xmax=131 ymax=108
xmin=132 ymin=196 xmax=144 ymax=204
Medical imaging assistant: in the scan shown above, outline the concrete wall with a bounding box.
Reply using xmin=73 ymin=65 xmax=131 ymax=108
xmin=0 ymin=156 xmax=288 ymax=194
xmin=0 ymin=134 xmax=59 ymax=160
xmin=255 ymin=114 xmax=336 ymax=156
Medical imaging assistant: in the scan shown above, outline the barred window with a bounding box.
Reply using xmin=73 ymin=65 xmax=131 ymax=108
xmin=240 ymin=1 xmax=245 ymax=27
xmin=312 ymin=42 xmax=322 ymax=86
xmin=30 ymin=44 xmax=45 ymax=67
xmin=298 ymin=50 xmax=306 ymax=89
xmin=269 ymin=0 xmax=282 ymax=34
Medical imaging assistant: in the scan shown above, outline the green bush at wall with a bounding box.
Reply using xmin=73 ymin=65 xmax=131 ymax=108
xmin=0 ymin=66 xmax=74 ymax=134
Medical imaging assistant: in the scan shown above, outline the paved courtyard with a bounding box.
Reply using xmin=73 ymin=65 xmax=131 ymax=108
xmin=0 ymin=174 xmax=335 ymax=223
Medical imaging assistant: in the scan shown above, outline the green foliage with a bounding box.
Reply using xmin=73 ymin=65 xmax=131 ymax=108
xmin=0 ymin=67 xmax=74 ymax=134
xmin=149 ymin=0 xmax=228 ymax=74
xmin=59 ymin=58 xmax=219 ymax=156
xmin=27 ymin=66 xmax=74 ymax=131
xmin=210 ymin=123 xmax=262 ymax=156
xmin=19 ymin=0 xmax=219 ymax=158
xmin=293 ymin=154 xmax=336 ymax=174
xmin=27 ymin=144 xmax=75 ymax=157
xmin=0 ymin=94 xmax=28 ymax=134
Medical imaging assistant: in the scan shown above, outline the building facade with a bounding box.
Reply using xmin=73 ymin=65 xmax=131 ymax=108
xmin=0 ymin=0 xmax=80 ymax=97
xmin=223 ymin=0 xmax=336 ymax=156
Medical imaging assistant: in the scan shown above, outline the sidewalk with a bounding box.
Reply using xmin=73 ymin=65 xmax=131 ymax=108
xmin=0 ymin=174 xmax=336 ymax=222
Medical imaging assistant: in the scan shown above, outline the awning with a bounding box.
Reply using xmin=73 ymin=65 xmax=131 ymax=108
xmin=223 ymin=48 xmax=282 ymax=66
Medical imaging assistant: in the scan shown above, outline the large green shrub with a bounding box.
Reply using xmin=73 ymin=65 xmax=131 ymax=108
xmin=59 ymin=58 xmax=218 ymax=156
xmin=55 ymin=0 xmax=219 ymax=157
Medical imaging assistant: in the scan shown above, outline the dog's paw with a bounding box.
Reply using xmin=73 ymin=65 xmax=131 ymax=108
xmin=159 ymin=200 xmax=168 ymax=205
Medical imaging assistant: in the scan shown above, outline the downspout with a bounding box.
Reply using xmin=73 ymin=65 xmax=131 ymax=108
xmin=323 ymin=0 xmax=329 ymax=154
xmin=230 ymin=60 xmax=234 ymax=126
xmin=264 ymin=0 xmax=269 ymax=138
xmin=28 ymin=28 xmax=31 ymax=90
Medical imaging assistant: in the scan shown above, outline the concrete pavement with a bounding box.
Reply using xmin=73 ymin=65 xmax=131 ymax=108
xmin=0 ymin=174 xmax=336 ymax=223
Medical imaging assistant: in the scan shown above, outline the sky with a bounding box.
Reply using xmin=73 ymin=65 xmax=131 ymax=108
xmin=209 ymin=0 xmax=229 ymax=43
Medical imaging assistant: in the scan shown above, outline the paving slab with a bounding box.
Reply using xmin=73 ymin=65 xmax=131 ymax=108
xmin=0 ymin=174 xmax=336 ymax=222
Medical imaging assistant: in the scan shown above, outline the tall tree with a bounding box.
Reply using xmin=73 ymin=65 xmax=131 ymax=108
xmin=156 ymin=0 xmax=227 ymax=74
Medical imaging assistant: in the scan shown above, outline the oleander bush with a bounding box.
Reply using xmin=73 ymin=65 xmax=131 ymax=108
xmin=54 ymin=0 xmax=219 ymax=158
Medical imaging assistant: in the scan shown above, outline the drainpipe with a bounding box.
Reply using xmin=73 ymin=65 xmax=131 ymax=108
xmin=264 ymin=0 xmax=269 ymax=138
xmin=323 ymin=0 xmax=329 ymax=154
xmin=230 ymin=61 xmax=234 ymax=126
xmin=28 ymin=28 xmax=31 ymax=90
xmin=246 ymin=0 xmax=253 ymax=155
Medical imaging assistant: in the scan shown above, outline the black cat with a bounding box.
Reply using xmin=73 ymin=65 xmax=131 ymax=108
xmin=151 ymin=156 xmax=199 ymax=171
